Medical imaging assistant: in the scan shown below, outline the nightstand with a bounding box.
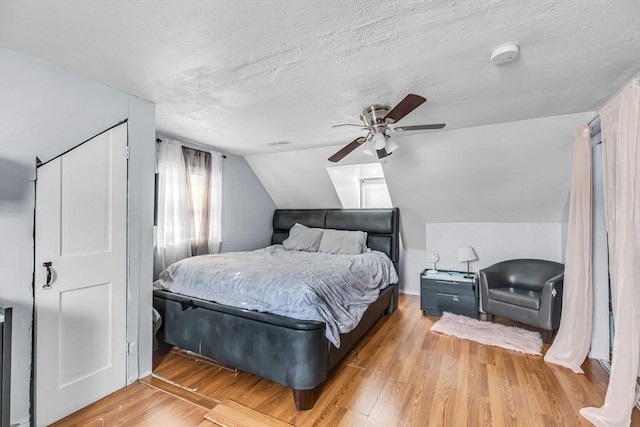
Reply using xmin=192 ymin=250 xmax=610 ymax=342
xmin=420 ymin=269 xmax=478 ymax=318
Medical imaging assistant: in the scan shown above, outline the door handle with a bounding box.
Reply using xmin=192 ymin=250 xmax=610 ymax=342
xmin=43 ymin=262 xmax=53 ymax=289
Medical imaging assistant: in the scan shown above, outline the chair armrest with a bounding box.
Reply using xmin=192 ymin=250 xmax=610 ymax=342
xmin=479 ymin=268 xmax=506 ymax=313
xmin=539 ymin=272 xmax=564 ymax=330
xmin=542 ymin=272 xmax=564 ymax=299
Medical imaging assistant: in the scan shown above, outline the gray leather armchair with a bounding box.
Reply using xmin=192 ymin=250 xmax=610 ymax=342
xmin=479 ymin=259 xmax=564 ymax=343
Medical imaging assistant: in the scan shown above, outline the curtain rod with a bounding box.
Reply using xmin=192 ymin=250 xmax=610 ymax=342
xmin=588 ymin=115 xmax=602 ymax=145
xmin=156 ymin=137 xmax=226 ymax=158
xmin=588 ymin=76 xmax=639 ymax=132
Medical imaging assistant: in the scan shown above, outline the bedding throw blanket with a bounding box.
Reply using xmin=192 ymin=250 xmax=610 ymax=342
xmin=154 ymin=245 xmax=398 ymax=347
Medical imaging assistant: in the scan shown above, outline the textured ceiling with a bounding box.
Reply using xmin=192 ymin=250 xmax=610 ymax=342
xmin=0 ymin=0 xmax=638 ymax=155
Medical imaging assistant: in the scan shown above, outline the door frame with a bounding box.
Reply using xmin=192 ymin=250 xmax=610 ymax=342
xmin=32 ymin=120 xmax=135 ymax=423
xmin=31 ymin=112 xmax=157 ymax=421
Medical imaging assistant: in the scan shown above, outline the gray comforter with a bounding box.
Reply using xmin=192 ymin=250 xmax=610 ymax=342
xmin=154 ymin=245 xmax=398 ymax=347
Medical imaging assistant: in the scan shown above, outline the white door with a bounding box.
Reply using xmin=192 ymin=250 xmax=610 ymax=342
xmin=34 ymin=124 xmax=128 ymax=426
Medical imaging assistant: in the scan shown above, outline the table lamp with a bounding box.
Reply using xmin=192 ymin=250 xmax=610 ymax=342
xmin=458 ymin=246 xmax=477 ymax=278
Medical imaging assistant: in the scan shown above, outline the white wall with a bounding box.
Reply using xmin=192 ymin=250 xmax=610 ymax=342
xmin=0 ymin=47 xmax=155 ymax=425
xmin=246 ymin=145 xmax=344 ymax=209
xmin=397 ymin=223 xmax=563 ymax=296
xmin=220 ymin=154 xmax=276 ymax=253
xmin=383 ymin=113 xmax=595 ymax=250
xmin=247 ymin=112 xmax=595 ymax=251
xmin=126 ymin=100 xmax=156 ymax=382
xmin=398 ymin=248 xmax=428 ymax=295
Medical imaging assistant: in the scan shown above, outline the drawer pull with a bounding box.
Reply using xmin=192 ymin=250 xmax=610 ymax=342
xmin=435 ymin=280 xmax=459 ymax=284
xmin=436 ymin=292 xmax=460 ymax=301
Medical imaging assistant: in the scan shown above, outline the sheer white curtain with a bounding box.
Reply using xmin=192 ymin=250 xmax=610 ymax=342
xmin=208 ymin=152 xmax=223 ymax=254
xmin=154 ymin=140 xmax=191 ymax=277
xmin=544 ymin=124 xmax=593 ymax=373
xmin=580 ymin=80 xmax=640 ymax=427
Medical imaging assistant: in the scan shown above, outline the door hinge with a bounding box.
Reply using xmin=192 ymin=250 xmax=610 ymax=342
xmin=126 ymin=342 xmax=132 ymax=355
xmin=127 ymin=256 xmax=130 ymax=278
xmin=125 ymin=146 xmax=130 ymax=159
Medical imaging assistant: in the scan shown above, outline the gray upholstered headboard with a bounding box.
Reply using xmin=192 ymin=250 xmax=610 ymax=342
xmin=271 ymin=208 xmax=400 ymax=273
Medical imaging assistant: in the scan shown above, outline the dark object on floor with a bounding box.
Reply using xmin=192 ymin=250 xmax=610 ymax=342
xmin=152 ymin=307 xmax=162 ymax=352
xmin=479 ymin=259 xmax=564 ymax=343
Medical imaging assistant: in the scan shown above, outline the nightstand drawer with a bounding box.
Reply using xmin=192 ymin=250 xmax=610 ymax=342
xmin=420 ymin=280 xmax=476 ymax=297
xmin=421 ymin=290 xmax=477 ymax=318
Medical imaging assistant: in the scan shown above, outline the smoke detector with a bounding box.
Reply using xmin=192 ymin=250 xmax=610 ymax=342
xmin=490 ymin=43 xmax=520 ymax=65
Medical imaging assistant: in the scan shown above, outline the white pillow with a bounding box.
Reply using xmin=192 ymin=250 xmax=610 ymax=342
xmin=282 ymin=223 xmax=323 ymax=252
xmin=318 ymin=229 xmax=368 ymax=255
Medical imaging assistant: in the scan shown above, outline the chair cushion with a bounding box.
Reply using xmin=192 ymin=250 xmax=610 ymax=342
xmin=488 ymin=287 xmax=541 ymax=310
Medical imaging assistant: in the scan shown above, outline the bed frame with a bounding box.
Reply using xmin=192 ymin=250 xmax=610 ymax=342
xmin=153 ymin=208 xmax=400 ymax=410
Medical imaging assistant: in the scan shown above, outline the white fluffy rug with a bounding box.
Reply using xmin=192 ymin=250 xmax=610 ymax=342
xmin=430 ymin=312 xmax=543 ymax=356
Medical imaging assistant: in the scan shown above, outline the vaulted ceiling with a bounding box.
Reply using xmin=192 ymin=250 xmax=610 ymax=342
xmin=0 ymin=0 xmax=638 ymax=156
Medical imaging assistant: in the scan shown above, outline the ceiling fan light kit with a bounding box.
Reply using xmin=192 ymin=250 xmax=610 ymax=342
xmin=328 ymin=93 xmax=446 ymax=162
xmin=363 ymin=140 xmax=376 ymax=156
xmin=385 ymin=137 xmax=399 ymax=154
xmin=372 ymin=132 xmax=386 ymax=150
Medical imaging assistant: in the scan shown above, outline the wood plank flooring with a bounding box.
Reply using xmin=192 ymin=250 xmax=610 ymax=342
xmin=53 ymin=295 xmax=640 ymax=426
xmin=205 ymin=399 xmax=294 ymax=427
xmin=49 ymin=382 xmax=208 ymax=426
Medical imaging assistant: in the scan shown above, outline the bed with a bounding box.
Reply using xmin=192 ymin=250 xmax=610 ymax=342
xmin=153 ymin=208 xmax=400 ymax=410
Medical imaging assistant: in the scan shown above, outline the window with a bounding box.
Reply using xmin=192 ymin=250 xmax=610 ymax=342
xmin=326 ymin=163 xmax=392 ymax=208
xmin=360 ymin=177 xmax=392 ymax=208
xmin=154 ymin=139 xmax=222 ymax=277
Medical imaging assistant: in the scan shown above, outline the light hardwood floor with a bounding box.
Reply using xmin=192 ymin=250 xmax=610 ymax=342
xmin=53 ymin=295 xmax=639 ymax=426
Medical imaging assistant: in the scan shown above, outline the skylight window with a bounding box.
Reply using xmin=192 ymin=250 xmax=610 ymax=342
xmin=326 ymin=163 xmax=392 ymax=208
xmin=360 ymin=178 xmax=392 ymax=208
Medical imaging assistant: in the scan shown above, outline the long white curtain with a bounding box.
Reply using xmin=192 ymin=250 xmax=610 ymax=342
xmin=544 ymin=123 xmax=593 ymax=373
xmin=154 ymin=140 xmax=191 ymax=277
xmin=208 ymin=152 xmax=223 ymax=254
xmin=580 ymin=80 xmax=640 ymax=427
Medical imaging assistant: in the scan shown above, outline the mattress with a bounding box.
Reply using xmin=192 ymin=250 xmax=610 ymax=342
xmin=154 ymin=244 xmax=398 ymax=346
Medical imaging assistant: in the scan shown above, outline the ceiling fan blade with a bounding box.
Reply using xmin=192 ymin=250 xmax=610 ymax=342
xmin=390 ymin=123 xmax=446 ymax=132
xmin=383 ymin=94 xmax=426 ymax=123
xmin=377 ymin=148 xmax=391 ymax=159
xmin=332 ymin=123 xmax=370 ymax=130
xmin=328 ymin=137 xmax=366 ymax=163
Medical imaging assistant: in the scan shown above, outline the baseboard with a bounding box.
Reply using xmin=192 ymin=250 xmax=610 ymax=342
xmin=399 ymin=289 xmax=419 ymax=296
xmin=588 ymin=350 xmax=609 ymax=360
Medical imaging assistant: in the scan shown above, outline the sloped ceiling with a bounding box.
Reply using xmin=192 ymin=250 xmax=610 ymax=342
xmin=0 ymin=1 xmax=638 ymax=155
xmin=0 ymin=1 xmax=636 ymax=251
xmin=247 ymin=111 xmax=595 ymax=248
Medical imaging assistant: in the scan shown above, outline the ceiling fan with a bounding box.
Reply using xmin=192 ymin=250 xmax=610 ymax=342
xmin=328 ymin=94 xmax=445 ymax=163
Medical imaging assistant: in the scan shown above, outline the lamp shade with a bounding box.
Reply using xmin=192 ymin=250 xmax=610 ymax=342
xmin=372 ymin=131 xmax=386 ymax=150
xmin=385 ymin=137 xmax=399 ymax=153
xmin=458 ymin=246 xmax=478 ymax=262
xmin=362 ymin=139 xmax=375 ymax=156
